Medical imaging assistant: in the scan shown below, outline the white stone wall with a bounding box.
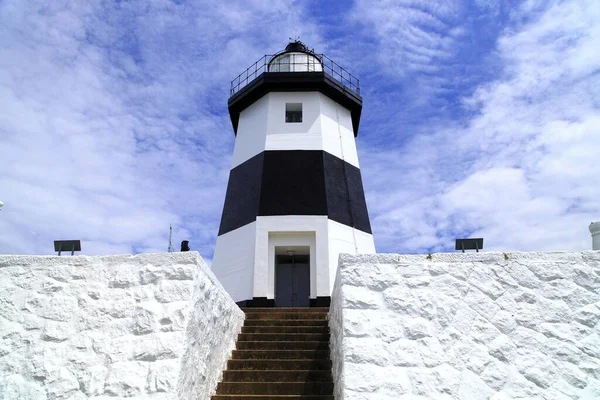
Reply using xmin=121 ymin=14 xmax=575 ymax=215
xmin=177 ymin=254 xmax=244 ymax=400
xmin=330 ymin=251 xmax=600 ymax=399
xmin=0 ymin=252 xmax=244 ymax=400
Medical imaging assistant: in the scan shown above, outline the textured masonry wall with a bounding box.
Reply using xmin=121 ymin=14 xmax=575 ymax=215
xmin=177 ymin=254 xmax=245 ymax=400
xmin=0 ymin=252 xmax=244 ymax=400
xmin=330 ymin=252 xmax=600 ymax=399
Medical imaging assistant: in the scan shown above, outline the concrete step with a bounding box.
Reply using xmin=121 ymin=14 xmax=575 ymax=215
xmin=238 ymin=333 xmax=329 ymax=342
xmin=231 ymin=350 xmax=330 ymax=360
xmin=236 ymin=341 xmax=329 ymax=351
xmin=243 ymin=319 xmax=328 ymax=327
xmin=216 ymin=382 xmax=334 ymax=395
xmin=222 ymin=370 xmax=332 ymax=383
xmin=244 ymin=312 xmax=328 ymax=320
xmin=241 ymin=308 xmax=330 ymax=313
xmin=227 ymin=359 xmax=332 ymax=371
xmin=242 ymin=326 xmax=329 ymax=334
xmin=212 ymin=396 xmax=334 ymax=400
xmin=214 ymin=307 xmax=333 ymax=397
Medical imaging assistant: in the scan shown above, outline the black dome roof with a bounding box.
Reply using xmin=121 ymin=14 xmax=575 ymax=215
xmin=284 ymin=41 xmax=309 ymax=53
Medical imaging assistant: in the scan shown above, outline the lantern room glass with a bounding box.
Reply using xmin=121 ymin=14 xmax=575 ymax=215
xmin=268 ymin=52 xmax=323 ymax=73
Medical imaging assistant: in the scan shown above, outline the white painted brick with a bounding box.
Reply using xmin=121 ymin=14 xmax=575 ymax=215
xmin=491 ymin=310 xmax=518 ymax=334
xmin=457 ymin=369 xmax=495 ymax=400
xmin=0 ymin=252 xmax=244 ymax=400
xmin=342 ymin=285 xmax=384 ymax=309
xmin=329 ymin=251 xmax=600 ymax=399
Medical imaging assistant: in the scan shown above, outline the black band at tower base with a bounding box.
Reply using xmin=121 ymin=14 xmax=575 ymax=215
xmin=236 ymin=296 xmax=331 ymax=308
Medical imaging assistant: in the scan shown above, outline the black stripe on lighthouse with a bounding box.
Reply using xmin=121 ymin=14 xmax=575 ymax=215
xmin=218 ymin=150 xmax=372 ymax=236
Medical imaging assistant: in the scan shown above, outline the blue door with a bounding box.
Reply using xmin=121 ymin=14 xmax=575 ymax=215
xmin=275 ymin=254 xmax=310 ymax=307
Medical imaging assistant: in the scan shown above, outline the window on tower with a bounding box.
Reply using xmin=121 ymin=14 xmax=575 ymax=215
xmin=285 ymin=103 xmax=302 ymax=123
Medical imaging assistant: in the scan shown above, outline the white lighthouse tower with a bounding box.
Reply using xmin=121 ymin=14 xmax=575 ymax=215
xmin=212 ymin=41 xmax=375 ymax=307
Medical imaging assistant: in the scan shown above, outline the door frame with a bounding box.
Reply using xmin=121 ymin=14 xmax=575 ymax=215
xmin=266 ymin=232 xmax=316 ymax=301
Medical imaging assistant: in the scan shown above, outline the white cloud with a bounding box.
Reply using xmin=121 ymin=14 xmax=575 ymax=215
xmin=1 ymin=0 xmax=597 ymax=260
xmin=350 ymin=0 xmax=462 ymax=81
xmin=363 ymin=0 xmax=600 ymax=253
xmin=343 ymin=0 xmax=478 ymax=144
xmin=0 ymin=0 xmax=322 ymax=256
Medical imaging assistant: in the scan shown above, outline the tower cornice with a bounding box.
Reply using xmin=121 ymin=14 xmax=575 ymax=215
xmin=228 ymin=72 xmax=362 ymax=136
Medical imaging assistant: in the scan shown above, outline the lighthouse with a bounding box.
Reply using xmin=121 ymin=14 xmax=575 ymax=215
xmin=212 ymin=41 xmax=375 ymax=307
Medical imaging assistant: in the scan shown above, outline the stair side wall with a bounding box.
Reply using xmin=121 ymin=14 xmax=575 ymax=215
xmin=329 ymin=258 xmax=346 ymax=400
xmin=176 ymin=253 xmax=245 ymax=400
xmin=329 ymin=251 xmax=600 ymax=399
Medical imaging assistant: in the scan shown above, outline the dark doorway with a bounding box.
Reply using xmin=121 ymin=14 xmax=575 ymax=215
xmin=275 ymin=253 xmax=310 ymax=307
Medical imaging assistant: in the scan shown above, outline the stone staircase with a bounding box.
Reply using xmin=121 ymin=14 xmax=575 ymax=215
xmin=212 ymin=307 xmax=333 ymax=399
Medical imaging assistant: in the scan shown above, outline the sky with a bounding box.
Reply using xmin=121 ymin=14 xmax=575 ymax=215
xmin=0 ymin=0 xmax=599 ymax=259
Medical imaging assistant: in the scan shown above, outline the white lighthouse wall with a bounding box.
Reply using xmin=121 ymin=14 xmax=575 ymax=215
xmin=231 ymin=95 xmax=268 ymax=169
xmin=254 ymin=216 xmax=331 ymax=299
xmin=211 ymin=222 xmax=257 ymax=302
xmin=266 ymin=92 xmax=323 ymax=137
xmin=214 ymin=216 xmax=375 ymax=302
xmin=327 ymin=220 xmax=376 ymax=293
xmin=319 ymin=94 xmax=360 ymax=168
xmin=230 ymin=92 xmax=361 ymax=169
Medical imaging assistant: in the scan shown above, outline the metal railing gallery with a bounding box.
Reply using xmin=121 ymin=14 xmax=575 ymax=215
xmin=230 ymin=54 xmax=360 ymax=97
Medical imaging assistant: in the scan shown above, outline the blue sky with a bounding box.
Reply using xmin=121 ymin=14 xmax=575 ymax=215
xmin=1 ymin=0 xmax=599 ymax=259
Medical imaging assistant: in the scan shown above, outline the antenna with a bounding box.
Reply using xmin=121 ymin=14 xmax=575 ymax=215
xmin=168 ymin=224 xmax=174 ymax=252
